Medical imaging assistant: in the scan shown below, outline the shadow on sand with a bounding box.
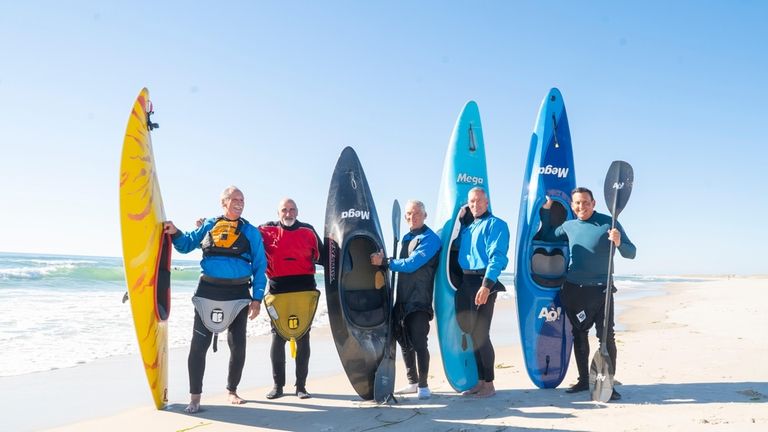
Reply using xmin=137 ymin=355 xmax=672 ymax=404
xmin=168 ymin=381 xmax=767 ymax=431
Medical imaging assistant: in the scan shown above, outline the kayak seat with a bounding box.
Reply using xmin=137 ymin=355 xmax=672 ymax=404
xmin=346 ymin=291 xmax=385 ymax=327
xmin=156 ymin=235 xmax=172 ymax=321
xmin=342 ymin=236 xmax=387 ymax=327
xmin=531 ymin=244 xmax=567 ymax=288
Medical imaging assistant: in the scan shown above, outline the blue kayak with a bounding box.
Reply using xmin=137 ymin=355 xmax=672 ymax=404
xmin=514 ymin=88 xmax=575 ymax=388
xmin=433 ymin=101 xmax=490 ymax=392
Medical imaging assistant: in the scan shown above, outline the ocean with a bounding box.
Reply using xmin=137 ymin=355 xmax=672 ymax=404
xmin=0 ymin=251 xmax=700 ymax=377
xmin=0 ymin=252 xmax=328 ymax=377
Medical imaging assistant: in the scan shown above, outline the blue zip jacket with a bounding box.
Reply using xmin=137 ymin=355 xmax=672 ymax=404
xmin=389 ymin=225 xmax=441 ymax=315
xmin=458 ymin=211 xmax=510 ymax=286
xmin=389 ymin=226 xmax=441 ymax=274
xmin=171 ymin=217 xmax=268 ymax=301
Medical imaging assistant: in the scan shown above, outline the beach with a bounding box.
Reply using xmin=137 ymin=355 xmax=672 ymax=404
xmin=3 ymin=276 xmax=764 ymax=431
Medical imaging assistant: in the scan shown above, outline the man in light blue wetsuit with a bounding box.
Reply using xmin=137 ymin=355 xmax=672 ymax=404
xmin=163 ymin=185 xmax=267 ymax=413
xmin=455 ymin=187 xmax=509 ymax=399
xmin=370 ymin=200 xmax=441 ymax=400
xmin=542 ymin=187 xmax=636 ymax=401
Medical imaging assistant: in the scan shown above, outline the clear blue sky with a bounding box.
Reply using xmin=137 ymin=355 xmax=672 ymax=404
xmin=1 ymin=1 xmax=766 ymax=275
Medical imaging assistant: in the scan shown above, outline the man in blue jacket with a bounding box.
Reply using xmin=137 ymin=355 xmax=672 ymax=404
xmin=456 ymin=187 xmax=509 ymax=399
xmin=542 ymin=187 xmax=636 ymax=401
xmin=370 ymin=200 xmax=441 ymax=400
xmin=164 ymin=186 xmax=267 ymax=413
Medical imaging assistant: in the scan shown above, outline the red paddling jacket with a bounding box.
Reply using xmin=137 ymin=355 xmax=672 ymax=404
xmin=258 ymin=220 xmax=325 ymax=294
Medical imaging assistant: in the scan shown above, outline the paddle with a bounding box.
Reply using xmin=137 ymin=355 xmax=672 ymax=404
xmin=373 ymin=199 xmax=400 ymax=403
xmin=590 ymin=161 xmax=634 ymax=402
xmin=390 ymin=200 xmax=401 ymax=290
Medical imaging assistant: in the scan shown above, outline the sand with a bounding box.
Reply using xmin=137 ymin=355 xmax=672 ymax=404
xmin=6 ymin=277 xmax=766 ymax=431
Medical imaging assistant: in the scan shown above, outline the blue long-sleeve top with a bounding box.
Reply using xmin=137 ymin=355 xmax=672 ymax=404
xmin=389 ymin=226 xmax=441 ymax=273
xmin=171 ymin=217 xmax=268 ymax=301
xmin=458 ymin=211 xmax=510 ymax=286
xmin=543 ymin=209 xmax=636 ymax=285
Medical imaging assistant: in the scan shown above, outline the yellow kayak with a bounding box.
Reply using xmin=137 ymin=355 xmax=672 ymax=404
xmin=119 ymin=88 xmax=171 ymax=409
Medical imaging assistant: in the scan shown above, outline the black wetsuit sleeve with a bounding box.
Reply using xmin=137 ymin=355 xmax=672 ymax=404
xmin=312 ymin=226 xmax=328 ymax=268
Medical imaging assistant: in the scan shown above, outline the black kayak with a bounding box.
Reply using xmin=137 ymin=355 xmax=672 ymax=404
xmin=324 ymin=146 xmax=394 ymax=401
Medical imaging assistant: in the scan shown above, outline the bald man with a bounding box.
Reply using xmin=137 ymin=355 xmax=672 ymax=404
xmin=258 ymin=198 xmax=325 ymax=400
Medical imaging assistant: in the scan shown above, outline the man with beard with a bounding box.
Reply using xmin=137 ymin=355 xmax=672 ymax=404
xmin=259 ymin=198 xmax=325 ymax=400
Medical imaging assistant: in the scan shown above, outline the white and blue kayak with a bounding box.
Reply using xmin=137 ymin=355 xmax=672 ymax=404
xmin=433 ymin=101 xmax=490 ymax=392
xmin=514 ymin=88 xmax=576 ymax=388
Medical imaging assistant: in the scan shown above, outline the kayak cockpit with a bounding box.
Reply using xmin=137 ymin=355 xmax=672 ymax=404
xmin=530 ymin=201 xmax=569 ymax=288
xmin=341 ymin=236 xmax=388 ymax=328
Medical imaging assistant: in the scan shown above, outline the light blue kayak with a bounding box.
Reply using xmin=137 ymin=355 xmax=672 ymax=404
xmin=433 ymin=101 xmax=490 ymax=392
xmin=514 ymin=88 xmax=575 ymax=388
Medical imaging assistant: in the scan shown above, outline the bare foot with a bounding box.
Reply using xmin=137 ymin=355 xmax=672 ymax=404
xmin=474 ymin=382 xmax=496 ymax=398
xmin=461 ymin=382 xmax=484 ymax=396
xmin=228 ymin=391 xmax=246 ymax=405
xmin=185 ymin=394 xmax=201 ymax=413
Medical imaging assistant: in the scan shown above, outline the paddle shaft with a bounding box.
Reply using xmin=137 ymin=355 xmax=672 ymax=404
xmin=391 ymin=237 xmax=398 ymax=289
xmin=600 ymin=160 xmax=633 ymax=357
xmin=600 ymin=205 xmax=617 ymax=356
xmin=372 ymin=200 xmax=400 ymax=403
xmin=390 ymin=200 xmax=401 ymax=296
xmin=591 ymin=161 xmax=633 ymax=402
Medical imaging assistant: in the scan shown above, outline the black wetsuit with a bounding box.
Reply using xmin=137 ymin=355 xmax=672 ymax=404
xmin=543 ymin=209 xmax=636 ymax=383
xmin=389 ymin=225 xmax=440 ymax=388
xmin=188 ymin=281 xmax=252 ymax=394
xmin=171 ymin=217 xmax=268 ymax=395
xmin=258 ymin=220 xmax=324 ymax=391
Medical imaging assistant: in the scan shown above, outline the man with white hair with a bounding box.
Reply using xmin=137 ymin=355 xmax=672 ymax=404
xmin=164 ymin=186 xmax=267 ymax=413
xmin=371 ymin=199 xmax=440 ymax=400
xmin=455 ymin=187 xmax=509 ymax=399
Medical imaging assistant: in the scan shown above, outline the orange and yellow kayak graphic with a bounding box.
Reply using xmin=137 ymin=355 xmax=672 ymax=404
xmin=119 ymin=88 xmax=171 ymax=410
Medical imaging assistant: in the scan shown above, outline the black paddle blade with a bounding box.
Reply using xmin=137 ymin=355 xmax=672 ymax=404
xmin=589 ymin=351 xmax=614 ymax=403
xmin=392 ymin=200 xmax=401 ymax=243
xmin=373 ymin=342 xmax=396 ymax=403
xmin=603 ymin=161 xmax=634 ymax=219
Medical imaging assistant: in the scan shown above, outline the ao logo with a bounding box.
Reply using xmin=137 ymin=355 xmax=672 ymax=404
xmin=341 ymin=208 xmax=370 ymax=220
xmin=595 ymin=373 xmax=607 ymax=382
xmin=456 ymin=173 xmax=484 ymax=185
xmin=538 ymin=306 xmax=562 ymax=322
xmin=211 ymin=308 xmax=224 ymax=324
xmin=612 ymin=182 xmax=625 ymax=190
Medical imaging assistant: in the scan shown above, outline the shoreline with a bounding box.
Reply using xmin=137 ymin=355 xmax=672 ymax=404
xmin=5 ymin=276 xmax=767 ymax=431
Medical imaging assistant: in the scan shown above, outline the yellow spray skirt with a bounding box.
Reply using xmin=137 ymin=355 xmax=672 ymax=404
xmin=264 ymin=290 xmax=320 ymax=358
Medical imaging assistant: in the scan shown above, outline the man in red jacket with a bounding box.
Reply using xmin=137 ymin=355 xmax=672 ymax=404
xmin=259 ymin=198 xmax=325 ymax=399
